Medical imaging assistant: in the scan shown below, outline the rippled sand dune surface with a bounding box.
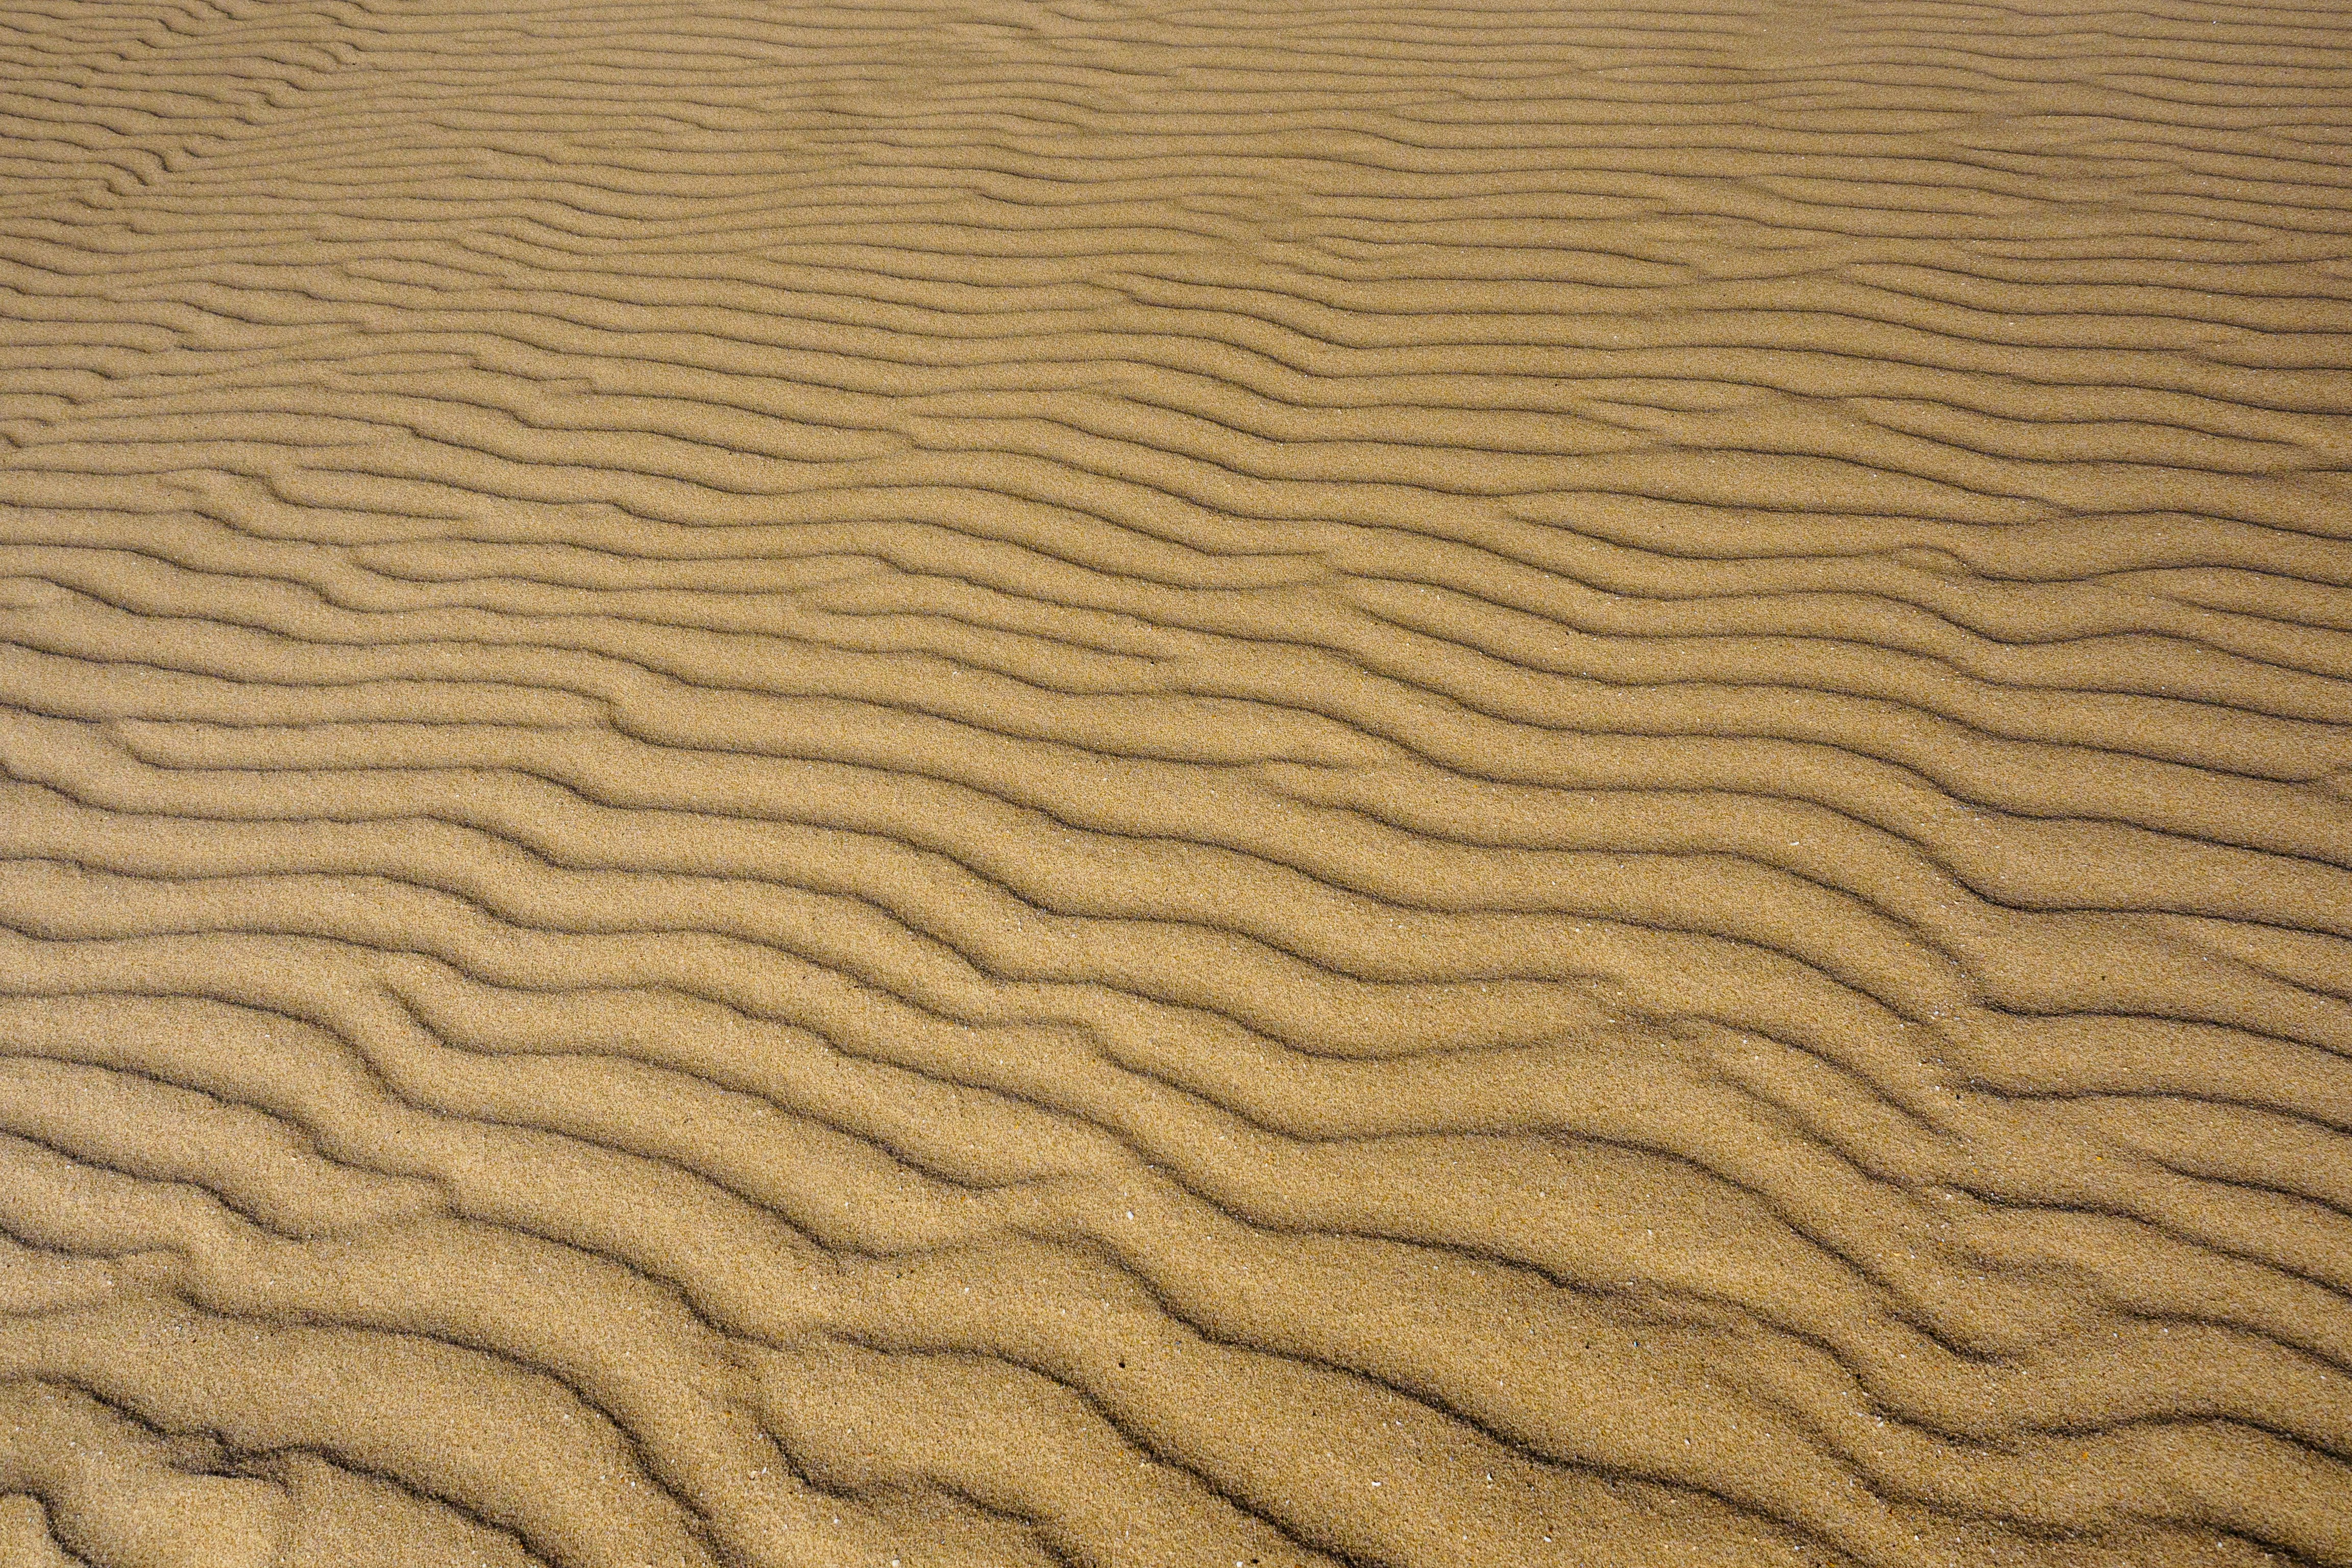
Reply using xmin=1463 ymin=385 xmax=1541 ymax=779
xmin=4 ymin=0 xmax=2352 ymax=1562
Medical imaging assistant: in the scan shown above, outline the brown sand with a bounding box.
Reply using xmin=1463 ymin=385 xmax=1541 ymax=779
xmin=2 ymin=0 xmax=2350 ymax=1563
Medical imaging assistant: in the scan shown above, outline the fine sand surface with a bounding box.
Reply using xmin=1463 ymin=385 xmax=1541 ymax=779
xmin=3 ymin=1 xmax=2351 ymax=1564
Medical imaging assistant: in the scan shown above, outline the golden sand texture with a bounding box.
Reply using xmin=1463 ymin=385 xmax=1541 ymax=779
xmin=3 ymin=0 xmax=2351 ymax=1562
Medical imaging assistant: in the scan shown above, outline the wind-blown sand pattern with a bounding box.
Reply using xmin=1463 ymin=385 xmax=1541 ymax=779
xmin=2 ymin=0 xmax=2350 ymax=1563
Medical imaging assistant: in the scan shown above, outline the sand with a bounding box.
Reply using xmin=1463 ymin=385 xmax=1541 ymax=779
xmin=1 ymin=0 xmax=2349 ymax=1563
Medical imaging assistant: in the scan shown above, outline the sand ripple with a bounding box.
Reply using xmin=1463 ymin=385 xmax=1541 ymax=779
xmin=4 ymin=0 xmax=2351 ymax=1563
